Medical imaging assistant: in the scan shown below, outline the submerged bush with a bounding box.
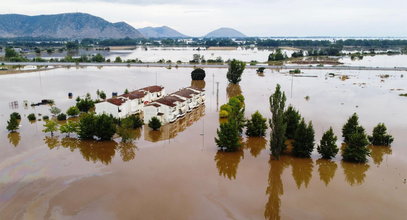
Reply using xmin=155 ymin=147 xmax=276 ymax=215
xmin=342 ymin=128 xmax=370 ymax=163
xmin=368 ymin=123 xmax=394 ymax=146
xmin=57 ymin=113 xmax=67 ymax=121
xmin=283 ymin=105 xmax=301 ymax=139
xmin=317 ymin=127 xmax=339 ymax=159
xmin=148 ymin=117 xmax=162 ymax=131
xmin=27 ymin=113 xmax=36 ymax=121
xmin=245 ymin=111 xmax=267 ymax=137
xmin=215 ymin=119 xmax=241 ymax=152
xmin=292 ymin=119 xmax=315 ymax=158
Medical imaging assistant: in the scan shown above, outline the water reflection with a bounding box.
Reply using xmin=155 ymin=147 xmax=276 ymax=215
xmin=7 ymin=132 xmax=21 ymax=147
xmin=291 ymin=158 xmax=313 ymax=189
xmin=144 ymin=105 xmax=205 ymax=142
xmin=226 ymin=83 xmax=242 ymax=99
xmin=44 ymin=136 xmax=59 ymax=149
xmin=214 ymin=150 xmax=244 ymax=180
xmin=117 ymin=141 xmax=138 ymax=162
xmin=191 ymin=80 xmax=206 ymax=90
xmin=264 ymin=156 xmax=290 ymax=220
xmin=369 ymin=145 xmax=392 ymax=166
xmin=342 ymin=162 xmax=370 ymax=186
xmin=316 ymin=159 xmax=338 ymax=186
xmin=244 ymin=137 xmax=267 ymax=157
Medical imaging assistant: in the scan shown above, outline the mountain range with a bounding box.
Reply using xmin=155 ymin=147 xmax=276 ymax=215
xmin=0 ymin=13 xmax=246 ymax=39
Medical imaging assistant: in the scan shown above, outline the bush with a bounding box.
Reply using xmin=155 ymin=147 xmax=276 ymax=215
xmin=42 ymin=115 xmax=49 ymax=120
xmin=191 ymin=68 xmax=206 ymax=80
xmin=11 ymin=112 xmax=21 ymax=120
xmin=215 ymin=119 xmax=241 ymax=152
xmin=268 ymin=49 xmax=287 ymax=61
xmin=42 ymin=120 xmax=59 ymax=136
xmin=7 ymin=115 xmax=19 ymax=132
xmin=292 ymin=119 xmax=315 ymax=158
xmin=50 ymin=106 xmax=61 ymax=116
xmin=317 ymin=127 xmax=339 ymax=159
xmin=27 ymin=113 xmax=36 ymax=121
xmin=284 ymin=105 xmax=301 ymax=139
xmin=220 ymin=104 xmax=232 ymax=114
xmin=60 ymin=121 xmax=79 ymax=137
xmin=128 ymin=115 xmax=144 ymax=129
xmin=245 ymin=111 xmax=268 ymax=137
xmin=76 ymin=95 xmax=95 ymax=112
xmin=342 ymin=128 xmax=370 ymax=163
xmin=57 ymin=113 xmax=67 ymax=121
xmin=66 ymin=106 xmax=80 ymax=117
xmin=257 ymin=67 xmax=265 ymax=73
xmin=148 ymin=117 xmax=162 ymax=131
xmin=368 ymin=123 xmax=394 ymax=146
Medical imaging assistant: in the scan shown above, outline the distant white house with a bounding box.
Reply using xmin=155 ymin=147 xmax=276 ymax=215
xmin=143 ymin=86 xmax=205 ymax=124
xmin=95 ymin=85 xmax=165 ymax=118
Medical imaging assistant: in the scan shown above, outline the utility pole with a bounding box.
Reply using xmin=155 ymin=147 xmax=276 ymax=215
xmin=216 ymin=82 xmax=219 ymax=111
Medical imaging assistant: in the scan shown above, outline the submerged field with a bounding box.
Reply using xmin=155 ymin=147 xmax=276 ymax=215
xmin=0 ymin=66 xmax=406 ymax=219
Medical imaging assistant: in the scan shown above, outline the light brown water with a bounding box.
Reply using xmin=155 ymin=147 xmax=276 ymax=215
xmin=0 ymin=66 xmax=406 ymax=219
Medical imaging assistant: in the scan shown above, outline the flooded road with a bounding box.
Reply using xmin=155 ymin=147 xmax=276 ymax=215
xmin=0 ymin=66 xmax=406 ymax=219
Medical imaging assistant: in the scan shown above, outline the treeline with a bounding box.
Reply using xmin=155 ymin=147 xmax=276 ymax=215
xmin=2 ymin=37 xmax=407 ymax=49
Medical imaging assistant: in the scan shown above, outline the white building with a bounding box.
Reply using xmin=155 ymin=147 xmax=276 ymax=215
xmin=95 ymin=85 xmax=165 ymax=118
xmin=143 ymin=87 xmax=206 ymax=124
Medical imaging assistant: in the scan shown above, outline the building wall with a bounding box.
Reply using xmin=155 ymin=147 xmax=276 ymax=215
xmin=95 ymin=102 xmax=120 ymax=118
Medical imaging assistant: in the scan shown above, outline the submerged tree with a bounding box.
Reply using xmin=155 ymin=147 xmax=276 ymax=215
xmin=227 ymin=59 xmax=246 ymax=84
xmin=60 ymin=121 xmax=79 ymax=137
xmin=342 ymin=127 xmax=371 ymax=163
xmin=245 ymin=111 xmax=268 ymax=137
xmin=42 ymin=120 xmax=59 ymax=136
xmin=342 ymin=113 xmax=360 ymax=143
xmin=269 ymin=84 xmax=287 ymax=159
xmin=7 ymin=114 xmax=19 ymax=132
xmin=292 ymin=119 xmax=315 ymax=158
xmin=317 ymin=127 xmax=339 ymax=159
xmin=215 ymin=119 xmax=241 ymax=152
xmin=191 ymin=68 xmax=206 ymax=80
xmin=94 ymin=114 xmax=116 ymax=140
xmin=368 ymin=123 xmax=394 ymax=146
xmin=78 ymin=113 xmax=96 ymax=139
xmin=283 ymin=105 xmax=301 ymax=139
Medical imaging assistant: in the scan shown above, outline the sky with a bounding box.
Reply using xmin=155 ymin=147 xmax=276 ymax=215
xmin=0 ymin=0 xmax=406 ymax=37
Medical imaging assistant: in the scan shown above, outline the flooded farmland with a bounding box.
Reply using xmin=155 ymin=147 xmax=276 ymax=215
xmin=0 ymin=65 xmax=406 ymax=219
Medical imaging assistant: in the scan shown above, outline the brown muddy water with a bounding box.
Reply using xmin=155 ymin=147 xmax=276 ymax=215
xmin=0 ymin=67 xmax=406 ymax=219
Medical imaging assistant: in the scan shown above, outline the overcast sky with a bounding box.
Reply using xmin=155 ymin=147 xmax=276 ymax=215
xmin=1 ymin=0 xmax=406 ymax=37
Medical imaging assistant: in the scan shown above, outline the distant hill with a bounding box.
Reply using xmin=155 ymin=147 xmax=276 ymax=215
xmin=138 ymin=26 xmax=188 ymax=38
xmin=205 ymin=27 xmax=246 ymax=38
xmin=0 ymin=13 xmax=144 ymax=39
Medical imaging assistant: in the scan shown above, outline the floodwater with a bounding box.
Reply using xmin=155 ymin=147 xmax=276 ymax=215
xmin=0 ymin=65 xmax=406 ymax=219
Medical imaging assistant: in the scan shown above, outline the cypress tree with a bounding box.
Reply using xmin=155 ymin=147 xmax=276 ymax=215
xmin=7 ymin=115 xmax=19 ymax=132
xmin=269 ymin=84 xmax=287 ymax=159
xmin=342 ymin=113 xmax=359 ymax=143
xmin=317 ymin=127 xmax=339 ymax=159
xmin=283 ymin=105 xmax=301 ymax=139
xmin=227 ymin=59 xmax=246 ymax=84
xmin=342 ymin=127 xmax=371 ymax=163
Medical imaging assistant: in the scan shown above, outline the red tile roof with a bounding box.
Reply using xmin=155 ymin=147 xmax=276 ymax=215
xmin=121 ymin=90 xmax=147 ymax=100
xmin=172 ymin=88 xmax=199 ymax=98
xmin=107 ymin=98 xmax=126 ymax=106
xmin=141 ymin=85 xmax=164 ymax=93
xmin=155 ymin=96 xmax=185 ymax=107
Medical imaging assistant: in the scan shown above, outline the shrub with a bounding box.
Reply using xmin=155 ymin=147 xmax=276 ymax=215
xmin=292 ymin=119 xmax=315 ymax=158
xmin=57 ymin=113 xmax=67 ymax=121
xmin=11 ymin=112 xmax=21 ymax=120
xmin=59 ymin=121 xmax=79 ymax=137
xmin=76 ymin=94 xmax=95 ymax=112
xmin=245 ymin=111 xmax=268 ymax=137
xmin=127 ymin=115 xmax=144 ymax=129
xmin=368 ymin=123 xmax=394 ymax=146
xmin=257 ymin=67 xmax=266 ymax=73
xmin=191 ymin=68 xmax=206 ymax=80
xmin=27 ymin=113 xmax=36 ymax=121
xmin=148 ymin=117 xmax=162 ymax=131
xmin=317 ymin=127 xmax=339 ymax=159
xmin=7 ymin=115 xmax=19 ymax=132
xmin=215 ymin=119 xmax=241 ymax=152
xmin=220 ymin=104 xmax=232 ymax=114
xmin=42 ymin=115 xmax=49 ymax=120
xmin=66 ymin=106 xmax=80 ymax=117
xmin=50 ymin=106 xmax=61 ymax=116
